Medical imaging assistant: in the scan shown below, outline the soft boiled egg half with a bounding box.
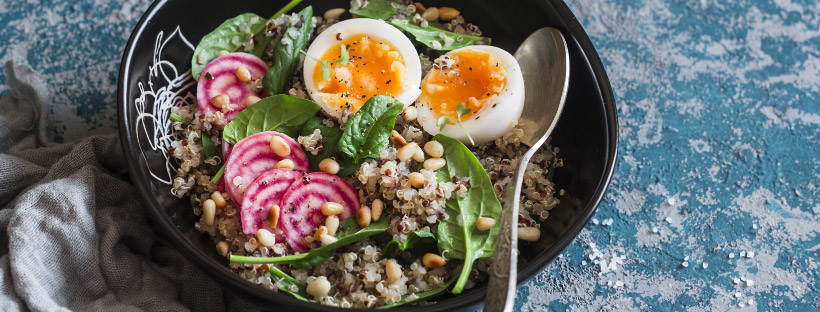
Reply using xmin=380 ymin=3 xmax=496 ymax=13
xmin=416 ymin=46 xmax=525 ymax=145
xmin=304 ymin=18 xmax=422 ymax=120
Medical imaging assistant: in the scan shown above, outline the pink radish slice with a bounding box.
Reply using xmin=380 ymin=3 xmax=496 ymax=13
xmin=222 ymin=142 xmax=233 ymax=162
xmin=224 ymin=131 xmax=309 ymax=204
xmin=240 ymin=169 xmax=301 ymax=236
xmin=278 ymin=172 xmax=361 ymax=252
xmin=197 ymin=52 xmax=268 ymax=128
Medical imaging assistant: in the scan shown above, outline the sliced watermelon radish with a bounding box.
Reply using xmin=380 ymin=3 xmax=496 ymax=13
xmin=278 ymin=172 xmax=361 ymax=252
xmin=222 ymin=142 xmax=233 ymax=162
xmin=240 ymin=168 xmax=301 ymax=236
xmin=197 ymin=52 xmax=268 ymax=128
xmin=224 ymin=131 xmax=309 ymax=203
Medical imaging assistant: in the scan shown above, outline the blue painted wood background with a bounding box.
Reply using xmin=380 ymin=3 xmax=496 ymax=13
xmin=1 ymin=0 xmax=818 ymax=310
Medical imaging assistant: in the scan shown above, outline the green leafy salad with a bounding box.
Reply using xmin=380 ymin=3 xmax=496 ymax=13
xmin=168 ymin=0 xmax=563 ymax=308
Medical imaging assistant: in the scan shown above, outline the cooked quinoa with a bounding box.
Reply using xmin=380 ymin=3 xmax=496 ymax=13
xmin=168 ymin=3 xmax=563 ymax=308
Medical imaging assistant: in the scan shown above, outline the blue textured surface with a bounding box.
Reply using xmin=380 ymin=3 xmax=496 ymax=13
xmin=2 ymin=0 xmax=819 ymax=310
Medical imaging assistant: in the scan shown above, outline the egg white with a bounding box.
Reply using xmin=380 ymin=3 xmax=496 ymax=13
xmin=303 ymin=18 xmax=422 ymax=120
xmin=416 ymin=45 xmax=525 ymax=145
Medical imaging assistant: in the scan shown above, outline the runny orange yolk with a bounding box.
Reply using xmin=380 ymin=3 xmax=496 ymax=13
xmin=418 ymin=50 xmax=506 ymax=120
xmin=313 ymin=34 xmax=405 ymax=114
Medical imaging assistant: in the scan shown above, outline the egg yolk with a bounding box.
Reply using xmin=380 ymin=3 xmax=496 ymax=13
xmin=313 ymin=34 xmax=405 ymax=114
xmin=418 ymin=50 xmax=506 ymax=120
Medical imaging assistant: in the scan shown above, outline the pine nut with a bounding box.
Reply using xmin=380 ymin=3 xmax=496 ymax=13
xmin=203 ymin=199 xmax=216 ymax=225
xmin=306 ymin=276 xmax=331 ymax=297
xmin=385 ymin=259 xmax=403 ymax=282
xmin=438 ymin=7 xmax=460 ymax=21
xmin=322 ymin=202 xmax=345 ymax=216
xmin=323 ymin=8 xmax=346 ymax=21
xmin=424 ymin=141 xmax=444 ymax=158
xmin=319 ymin=234 xmax=338 ymax=246
xmin=268 ymin=204 xmax=280 ymax=228
xmin=210 ymin=191 xmax=227 ymax=209
xmin=412 ymin=148 xmax=425 ymax=162
xmin=518 ymin=227 xmax=541 ymax=242
xmin=357 ymin=206 xmax=372 ymax=228
xmin=273 ymin=159 xmax=295 ymax=169
xmin=257 ymin=228 xmax=276 ymax=247
xmin=391 ymin=130 xmax=408 ymax=146
xmin=270 ymin=136 xmax=291 ymax=157
xmin=218 ymin=50 xmax=230 ymax=57
xmin=325 ymin=215 xmax=340 ymax=235
xmin=397 ymin=142 xmax=419 ymax=162
xmin=422 ymin=253 xmax=446 ymax=268
xmin=423 ymin=158 xmax=446 ymax=171
xmin=476 ymin=217 xmax=496 ymax=231
xmin=245 ymin=95 xmax=261 ymax=106
xmin=235 ymin=65 xmax=252 ymax=83
xmin=422 ymin=7 xmax=439 ymax=21
xmin=216 ymin=241 xmax=230 ymax=257
xmin=210 ymin=94 xmax=230 ymax=109
xmin=371 ymin=199 xmax=384 ymax=221
xmin=403 ymin=105 xmax=419 ymax=121
xmin=319 ymin=158 xmax=340 ymax=175
xmin=314 ymin=225 xmax=328 ymax=242
xmin=408 ymin=172 xmax=425 ymax=188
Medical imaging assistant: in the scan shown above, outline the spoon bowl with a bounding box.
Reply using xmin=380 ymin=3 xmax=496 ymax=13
xmin=484 ymin=27 xmax=570 ymax=312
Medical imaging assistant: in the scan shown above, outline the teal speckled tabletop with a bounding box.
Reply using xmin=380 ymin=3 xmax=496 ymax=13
xmin=2 ymin=0 xmax=818 ymax=310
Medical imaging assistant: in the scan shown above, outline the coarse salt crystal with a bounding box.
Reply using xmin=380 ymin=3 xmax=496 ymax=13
xmin=582 ymin=260 xmax=587 ymax=265
xmin=665 ymin=217 xmax=672 ymax=223
xmin=752 ymin=224 xmax=758 ymax=230
xmin=746 ymin=280 xmax=754 ymax=287
xmin=615 ymin=281 xmax=624 ymax=287
xmin=684 ymin=256 xmax=689 ymax=261
xmin=748 ymin=299 xmax=754 ymax=305
xmin=592 ymin=218 xmax=599 ymax=225
xmin=733 ymin=277 xmax=740 ymax=284
xmin=651 ymin=227 xmax=659 ymax=233
xmin=682 ymin=261 xmax=689 ymax=267
xmin=702 ymin=263 xmax=709 ymax=269
xmin=738 ymin=302 xmax=746 ymax=308
xmin=747 ymin=251 xmax=755 ymax=258
xmin=740 ymin=251 xmax=746 ymax=257
xmin=734 ymin=292 xmax=742 ymax=298
xmin=667 ymin=197 xmax=676 ymax=205
xmin=729 ymin=253 xmax=735 ymax=258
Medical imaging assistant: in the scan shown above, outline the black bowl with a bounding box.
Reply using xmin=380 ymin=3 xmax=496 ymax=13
xmin=118 ymin=0 xmax=617 ymax=310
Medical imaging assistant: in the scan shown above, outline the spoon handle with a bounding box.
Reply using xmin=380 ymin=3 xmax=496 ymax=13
xmin=484 ymin=151 xmax=534 ymax=312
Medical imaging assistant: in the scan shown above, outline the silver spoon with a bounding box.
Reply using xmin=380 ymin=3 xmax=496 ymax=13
xmin=484 ymin=27 xmax=570 ymax=312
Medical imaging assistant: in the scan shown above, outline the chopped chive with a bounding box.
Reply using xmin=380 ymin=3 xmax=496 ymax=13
xmin=270 ymin=0 xmax=302 ymax=20
xmin=169 ymin=112 xmax=192 ymax=125
xmin=210 ymin=165 xmax=225 ymax=185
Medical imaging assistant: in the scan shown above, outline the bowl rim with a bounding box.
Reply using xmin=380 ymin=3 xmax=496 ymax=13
xmin=117 ymin=0 xmax=618 ymax=310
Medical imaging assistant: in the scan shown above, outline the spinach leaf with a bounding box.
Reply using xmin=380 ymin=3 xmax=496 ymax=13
xmin=433 ymin=134 xmax=502 ymax=294
xmin=269 ymin=266 xmax=309 ymax=301
xmin=300 ymin=117 xmax=359 ymax=176
xmin=230 ymin=217 xmax=389 ymax=268
xmin=383 ymin=230 xmax=437 ymax=262
xmin=349 ymin=0 xmax=491 ymax=51
xmin=263 ymin=6 xmax=313 ymax=95
xmin=339 ymin=95 xmax=404 ymax=163
xmin=191 ymin=0 xmax=303 ymax=80
xmin=200 ymin=134 xmax=223 ymax=173
xmin=375 ymin=277 xmax=456 ymax=309
xmin=222 ymin=94 xmax=320 ymax=145
xmin=191 ymin=13 xmax=269 ymax=80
